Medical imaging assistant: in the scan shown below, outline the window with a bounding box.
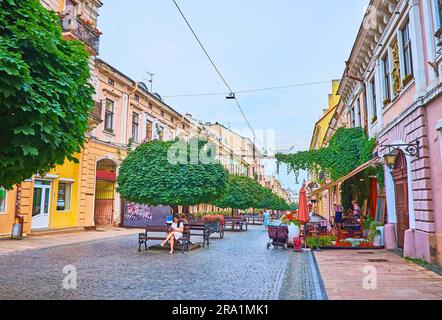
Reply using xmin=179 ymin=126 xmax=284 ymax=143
xmin=382 ymin=54 xmax=391 ymax=101
xmin=158 ymin=125 xmax=164 ymax=141
xmin=370 ymin=78 xmax=377 ymax=121
xmin=436 ymin=0 xmax=442 ymax=28
xmin=0 ymin=187 xmax=7 ymax=213
xmin=350 ymin=107 xmax=356 ymax=128
xmin=57 ymin=182 xmax=72 ymax=211
xmin=134 ymin=94 xmax=140 ymax=102
xmin=356 ymin=98 xmax=362 ymax=127
xmin=104 ymin=99 xmax=114 ymax=132
xmin=132 ymin=112 xmax=139 ymax=142
xmin=401 ymin=20 xmax=413 ymax=79
xmin=108 ymin=78 xmax=114 ymax=86
xmin=146 ymin=119 xmax=153 ymax=142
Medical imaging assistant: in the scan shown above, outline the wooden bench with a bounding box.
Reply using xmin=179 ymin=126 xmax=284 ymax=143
xmin=138 ymin=223 xmax=190 ymax=253
xmin=243 ymin=214 xmax=263 ymax=225
xmin=189 ymin=222 xmax=210 ymax=247
xmin=224 ymin=217 xmax=248 ymax=231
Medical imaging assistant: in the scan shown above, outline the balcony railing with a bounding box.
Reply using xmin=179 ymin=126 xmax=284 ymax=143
xmin=88 ymin=101 xmax=103 ymax=129
xmin=60 ymin=15 xmax=100 ymax=54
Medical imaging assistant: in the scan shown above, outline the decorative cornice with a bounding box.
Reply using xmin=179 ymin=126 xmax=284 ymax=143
xmin=339 ymin=0 xmax=401 ymax=102
xmin=379 ymin=82 xmax=442 ymax=137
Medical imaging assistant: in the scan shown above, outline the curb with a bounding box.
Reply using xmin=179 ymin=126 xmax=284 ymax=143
xmin=310 ymin=252 xmax=328 ymax=300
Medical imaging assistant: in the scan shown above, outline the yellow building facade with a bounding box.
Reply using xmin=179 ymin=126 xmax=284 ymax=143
xmin=308 ymin=80 xmax=340 ymax=218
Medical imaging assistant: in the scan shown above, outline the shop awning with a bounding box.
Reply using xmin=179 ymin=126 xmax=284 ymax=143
xmin=309 ymin=157 xmax=381 ymax=196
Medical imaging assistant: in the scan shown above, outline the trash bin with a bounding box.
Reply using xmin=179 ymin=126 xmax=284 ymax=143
xmin=11 ymin=215 xmax=24 ymax=240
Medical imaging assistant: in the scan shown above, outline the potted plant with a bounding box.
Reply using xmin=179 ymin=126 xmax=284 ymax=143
xmin=383 ymin=97 xmax=391 ymax=107
xmin=306 ymin=237 xmax=321 ymax=250
xmin=344 ymin=238 xmax=370 ymax=248
xmin=368 ymin=224 xmax=383 ymax=246
xmin=362 ymin=215 xmax=374 ymax=237
xmin=402 ymin=74 xmax=413 ymax=87
xmin=281 ymin=212 xmax=301 ymax=242
xmin=319 ymin=235 xmax=336 ymax=247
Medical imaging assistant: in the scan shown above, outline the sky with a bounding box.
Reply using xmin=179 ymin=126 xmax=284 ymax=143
xmin=97 ymin=0 xmax=369 ymax=193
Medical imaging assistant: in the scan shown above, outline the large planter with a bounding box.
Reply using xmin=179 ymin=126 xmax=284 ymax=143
xmin=287 ymin=224 xmax=300 ymax=243
xmin=373 ymin=226 xmax=384 ymax=246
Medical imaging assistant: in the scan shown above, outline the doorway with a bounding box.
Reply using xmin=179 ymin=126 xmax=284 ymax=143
xmin=392 ymin=150 xmax=409 ymax=249
xmin=32 ymin=180 xmax=52 ymax=229
xmin=94 ymin=159 xmax=117 ymax=226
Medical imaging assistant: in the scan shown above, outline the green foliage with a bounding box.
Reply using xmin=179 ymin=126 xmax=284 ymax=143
xmin=213 ymin=174 xmax=263 ymax=210
xmin=255 ymin=187 xmax=289 ymax=211
xmin=117 ymin=139 xmax=228 ymax=207
xmin=319 ymin=235 xmax=336 ymax=246
xmin=0 ymin=0 xmax=94 ymax=188
xmin=276 ymin=128 xmax=376 ymax=183
xmin=306 ymin=237 xmax=321 ymax=250
xmin=289 ymin=202 xmax=299 ymax=211
xmin=212 ymin=173 xmax=289 ymax=211
xmin=340 ymin=164 xmax=384 ymax=212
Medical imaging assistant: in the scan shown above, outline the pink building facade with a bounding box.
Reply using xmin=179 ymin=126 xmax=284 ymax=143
xmin=336 ymin=0 xmax=442 ymax=264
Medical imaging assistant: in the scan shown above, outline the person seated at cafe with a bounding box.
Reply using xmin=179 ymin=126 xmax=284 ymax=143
xmin=161 ymin=216 xmax=184 ymax=255
xmin=334 ymin=203 xmax=344 ymax=229
xmin=352 ymin=200 xmax=362 ymax=221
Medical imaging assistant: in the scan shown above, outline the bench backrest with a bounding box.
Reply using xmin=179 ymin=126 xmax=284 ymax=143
xmin=145 ymin=225 xmax=169 ymax=233
xmin=225 ymin=217 xmax=246 ymax=222
xmin=182 ymin=224 xmax=191 ymax=240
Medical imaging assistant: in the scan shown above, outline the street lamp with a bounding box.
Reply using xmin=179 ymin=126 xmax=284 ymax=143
xmin=383 ymin=148 xmax=399 ymax=170
xmin=381 ymin=140 xmax=420 ymax=169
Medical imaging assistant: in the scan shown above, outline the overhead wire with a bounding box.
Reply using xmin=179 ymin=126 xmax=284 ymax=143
xmin=171 ymin=0 xmax=267 ymax=154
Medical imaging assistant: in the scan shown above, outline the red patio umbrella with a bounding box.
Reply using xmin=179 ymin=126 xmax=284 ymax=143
xmin=297 ymin=186 xmax=310 ymax=250
xmin=297 ymin=186 xmax=309 ymax=225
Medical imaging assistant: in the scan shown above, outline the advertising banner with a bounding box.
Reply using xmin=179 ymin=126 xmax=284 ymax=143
xmin=122 ymin=202 xmax=171 ymax=228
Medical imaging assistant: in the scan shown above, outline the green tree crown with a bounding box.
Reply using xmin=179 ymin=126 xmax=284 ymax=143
xmin=0 ymin=0 xmax=94 ymax=188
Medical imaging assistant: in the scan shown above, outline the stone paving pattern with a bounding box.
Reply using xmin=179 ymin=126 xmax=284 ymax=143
xmin=279 ymin=251 xmax=325 ymax=300
xmin=315 ymin=250 xmax=442 ymax=300
xmin=0 ymin=226 xmax=322 ymax=300
xmin=0 ymin=228 xmax=141 ymax=255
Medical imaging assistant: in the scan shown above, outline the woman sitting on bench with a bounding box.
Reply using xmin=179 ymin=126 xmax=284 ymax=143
xmin=161 ymin=216 xmax=184 ymax=255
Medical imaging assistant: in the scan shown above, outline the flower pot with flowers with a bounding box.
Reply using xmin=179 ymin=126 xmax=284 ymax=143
xmin=281 ymin=212 xmax=301 ymax=243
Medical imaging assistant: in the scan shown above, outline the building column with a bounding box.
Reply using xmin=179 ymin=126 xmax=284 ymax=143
xmin=408 ymin=0 xmax=428 ymax=98
xmin=120 ymin=93 xmax=129 ymax=145
xmin=423 ymin=0 xmax=438 ymax=85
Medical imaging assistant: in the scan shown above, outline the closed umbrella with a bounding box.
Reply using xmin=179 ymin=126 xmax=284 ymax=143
xmin=297 ymin=186 xmax=310 ymax=249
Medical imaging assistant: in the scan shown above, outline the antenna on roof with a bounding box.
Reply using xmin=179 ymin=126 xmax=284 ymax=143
xmin=143 ymin=71 xmax=155 ymax=92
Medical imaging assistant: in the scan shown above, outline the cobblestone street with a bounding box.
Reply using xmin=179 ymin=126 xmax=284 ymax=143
xmin=0 ymin=226 xmax=325 ymax=300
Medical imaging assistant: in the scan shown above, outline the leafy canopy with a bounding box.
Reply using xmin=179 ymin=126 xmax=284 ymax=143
xmin=276 ymin=127 xmax=375 ymax=182
xmin=212 ymin=173 xmax=289 ymax=211
xmin=117 ymin=139 xmax=228 ymax=207
xmin=0 ymin=0 xmax=94 ymax=188
xmin=212 ymin=174 xmax=263 ymax=210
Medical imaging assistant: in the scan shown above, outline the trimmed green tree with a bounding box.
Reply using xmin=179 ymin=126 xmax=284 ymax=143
xmin=254 ymin=186 xmax=289 ymax=211
xmin=117 ymin=139 xmax=228 ymax=209
xmin=212 ymin=174 xmax=263 ymax=212
xmin=0 ymin=0 xmax=94 ymax=188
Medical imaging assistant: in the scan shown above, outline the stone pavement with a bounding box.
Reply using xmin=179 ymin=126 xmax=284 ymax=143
xmin=314 ymin=249 xmax=442 ymax=300
xmin=0 ymin=228 xmax=142 ymax=256
xmin=0 ymin=225 xmax=324 ymax=300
